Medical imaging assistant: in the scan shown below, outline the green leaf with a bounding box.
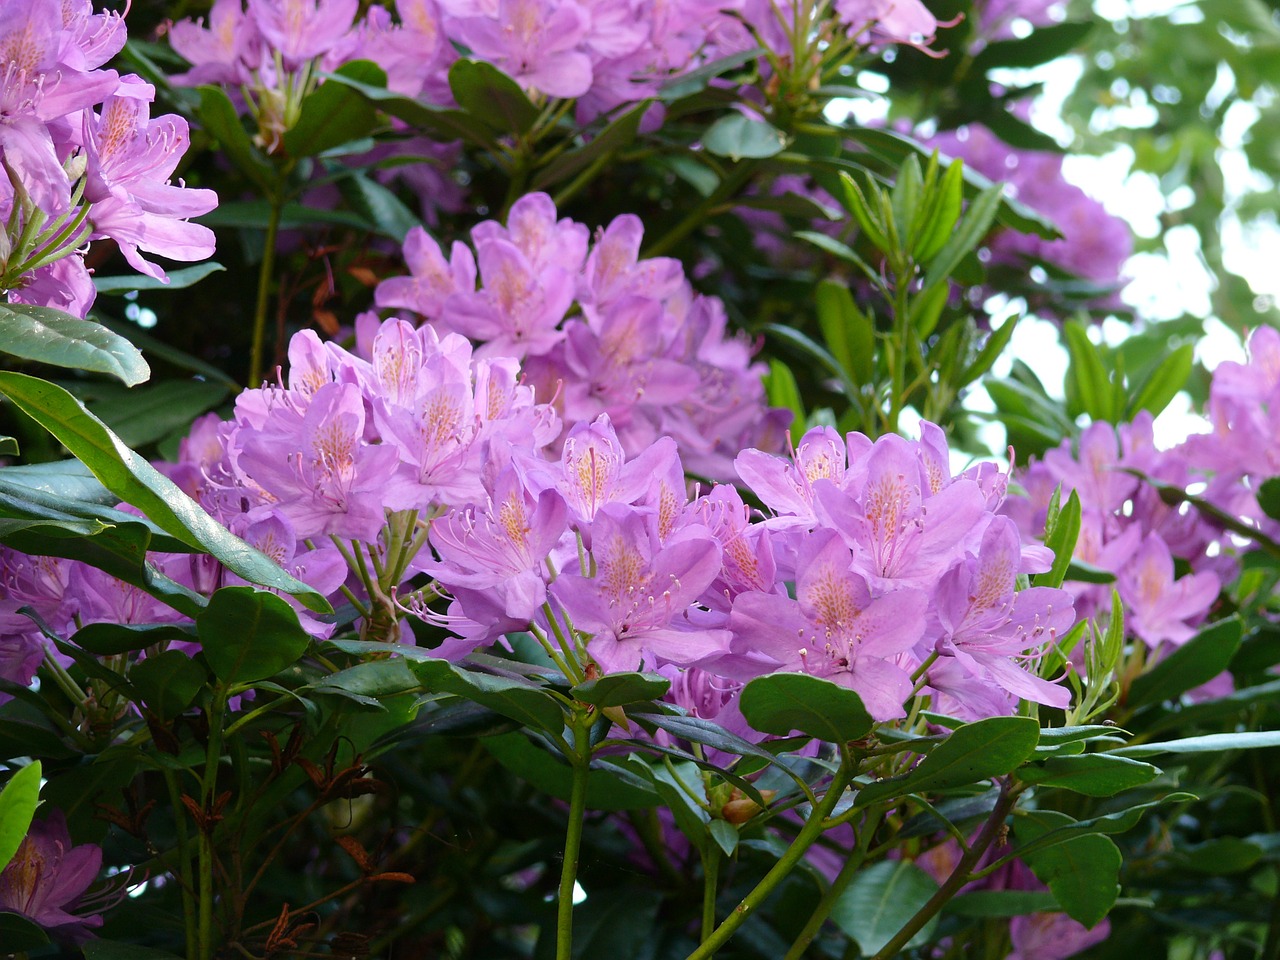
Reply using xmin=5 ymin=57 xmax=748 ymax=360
xmin=337 ymin=173 xmax=421 ymax=243
xmin=1258 ymin=477 xmax=1280 ymax=522
xmin=1015 ymin=810 xmax=1119 ymax=927
xmin=816 ymin=279 xmax=875 ymax=385
xmin=1127 ymin=618 xmax=1242 ymax=709
xmin=313 ymin=659 xmax=420 ymax=705
xmin=0 ymin=761 xmax=41 ymax=872
xmin=483 ymin=732 xmax=658 ymax=811
xmin=0 ymin=435 xmax=14 ymax=456
xmin=0 ymin=372 xmax=331 ymax=613
xmin=914 ymin=156 xmax=965 ymax=262
xmin=572 ymin=672 xmax=670 ymax=708
xmin=857 ymin=716 xmax=1041 ymax=806
xmin=411 ymin=659 xmax=566 ymax=733
xmin=659 ymin=46 xmax=765 ymax=99
xmin=1127 ymin=343 xmax=1193 ymax=418
xmin=922 ymin=182 xmax=1003 ymax=292
xmin=0 ymin=304 xmax=149 ymax=386
xmin=1063 ymin=560 xmax=1116 ymax=584
xmin=196 ymin=85 xmax=277 ymax=193
xmin=740 ymin=673 xmax=874 ymax=743
xmin=130 ymin=649 xmax=207 ymax=719
xmin=72 ymin=622 xmax=194 ymax=656
xmin=1017 ymin=753 xmax=1159 ymax=796
xmin=95 ymin=315 xmax=238 ymax=389
xmin=958 ymin=313 xmax=1019 ymax=388
xmin=0 ymin=912 xmax=49 ymax=952
xmin=93 ymin=262 xmax=226 ymax=295
xmin=448 ymin=59 xmax=539 ymax=134
xmin=1033 ymin=489 xmax=1081 ymax=589
xmin=1174 ymin=837 xmax=1264 ymax=874
xmin=766 ymin=359 xmax=805 ymax=445
xmin=559 ymin=886 xmax=664 ymax=960
xmin=703 ymin=114 xmax=788 ymax=160
xmin=836 ymin=172 xmax=892 ymax=256
xmin=319 ymin=70 xmax=499 ymax=148
xmin=284 ymin=60 xmax=385 ymax=158
xmin=629 ymin=710 xmax=792 ymax=768
xmin=972 ymin=20 xmax=1095 ymax=70
xmin=1009 ymin=794 xmax=1196 ymax=862
xmin=71 ymin=379 xmax=229 ymax=449
xmin=197 ymin=586 xmax=310 ymax=684
xmin=946 ymin=890 xmax=1060 ymax=917
xmin=1110 ymin=729 xmax=1280 ymax=759
xmin=708 ymin=817 xmax=739 ymax=856
xmin=533 ymin=100 xmax=648 ymax=190
xmin=1037 ymin=725 xmax=1127 ymax=748
xmin=831 ymin=860 xmax=940 ymax=954
xmin=1062 ymin=321 xmax=1113 ymax=421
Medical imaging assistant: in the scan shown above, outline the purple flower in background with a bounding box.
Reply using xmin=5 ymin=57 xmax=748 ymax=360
xmin=248 ymin=0 xmax=360 ymax=66
xmin=0 ymin=811 xmax=103 ymax=943
xmin=448 ymin=0 xmax=594 ymax=98
xmin=1118 ymin=533 xmax=1219 ymax=648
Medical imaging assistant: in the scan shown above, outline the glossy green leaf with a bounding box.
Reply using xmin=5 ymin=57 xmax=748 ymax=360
xmin=629 ymin=710 xmax=790 ymax=768
xmin=0 ymin=435 xmax=14 ymax=456
xmin=0 ymin=305 xmax=149 ymax=386
xmin=858 ymin=716 xmax=1041 ymax=806
xmin=412 ymin=659 xmax=565 ymax=733
xmin=196 ymin=85 xmax=277 ymax=193
xmin=1127 ymin=617 xmax=1241 ymax=709
xmin=1017 ymin=753 xmax=1159 ymax=796
xmin=1062 ymin=321 xmax=1114 ymax=421
xmin=448 ymin=59 xmax=539 ymax=134
xmin=0 ymin=372 xmax=331 ymax=613
xmin=740 ymin=673 xmax=874 ymax=743
xmin=1063 ymin=560 xmax=1116 ymax=584
xmin=314 ymin=659 xmax=420 ymax=705
xmin=1010 ymin=795 xmax=1195 ymax=861
xmin=0 ymin=761 xmax=41 ymax=872
xmin=1015 ymin=810 xmax=1119 ymax=928
xmin=198 ymin=586 xmax=311 ymax=684
xmin=70 ymin=378 xmax=228 ymax=449
xmin=703 ymin=114 xmax=787 ymax=160
xmin=658 ymin=46 xmax=764 ymax=99
xmin=914 ymin=156 xmax=965 ymax=262
xmin=93 ymin=262 xmax=225 ymax=295
xmin=572 ymin=672 xmax=670 ymax=708
xmin=284 ymin=60 xmax=385 ymax=158
xmin=130 ymin=650 xmax=207 ymax=719
xmin=831 ymin=860 xmax=940 ymax=954
xmin=836 ymin=172 xmax=892 ymax=256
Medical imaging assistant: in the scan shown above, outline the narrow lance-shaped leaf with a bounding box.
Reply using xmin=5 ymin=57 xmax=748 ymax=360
xmin=0 ymin=761 xmax=41 ymax=873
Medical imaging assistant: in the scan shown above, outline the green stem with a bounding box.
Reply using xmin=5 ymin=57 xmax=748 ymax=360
xmin=868 ymin=782 xmax=1019 ymax=960
xmin=198 ymin=686 xmax=229 ymax=960
xmin=556 ymin=712 xmax=592 ymax=960
xmin=684 ymin=763 xmax=853 ymax=960
xmin=887 ymin=278 xmax=913 ymax=435
xmin=164 ymin=769 xmax=200 ymax=960
xmin=782 ymin=809 xmax=882 ymax=960
xmin=248 ymin=196 xmax=283 ymax=387
xmin=701 ymin=843 xmax=721 ymax=943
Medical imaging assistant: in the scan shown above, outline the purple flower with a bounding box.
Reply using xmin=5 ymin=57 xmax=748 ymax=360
xmin=552 ymin=503 xmax=729 ymax=674
xmin=0 ymin=810 xmax=103 ymax=943
xmin=1118 ymin=533 xmax=1219 ymax=648
xmin=728 ymin=529 xmax=927 ymax=721
xmin=448 ymin=0 xmax=594 ymax=99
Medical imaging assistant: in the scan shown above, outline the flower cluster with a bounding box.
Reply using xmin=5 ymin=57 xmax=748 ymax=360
xmin=0 ymin=1 xmax=216 ymax=317
xmin=422 ymin=416 xmax=1075 ymax=725
xmin=1006 ymin=414 xmax=1224 ymax=655
xmin=928 ymin=123 xmax=1131 ymax=313
xmin=375 ymin=192 xmax=787 ymax=480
